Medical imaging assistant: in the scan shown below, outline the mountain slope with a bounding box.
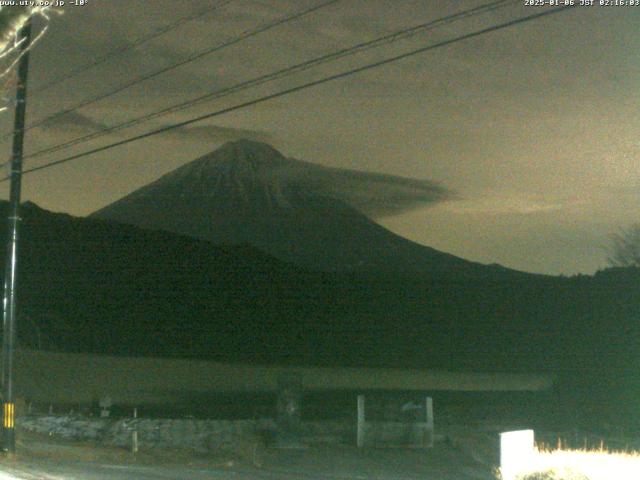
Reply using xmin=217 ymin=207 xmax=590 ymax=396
xmin=91 ymin=140 xmax=524 ymax=278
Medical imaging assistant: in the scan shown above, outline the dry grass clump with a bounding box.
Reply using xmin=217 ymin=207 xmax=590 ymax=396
xmin=502 ymin=448 xmax=640 ymax=480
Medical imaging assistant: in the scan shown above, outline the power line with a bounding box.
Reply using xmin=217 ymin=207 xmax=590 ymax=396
xmin=29 ymin=0 xmax=235 ymax=95
xmin=23 ymin=0 xmax=516 ymax=162
xmin=6 ymin=4 xmax=575 ymax=182
xmin=4 ymin=0 xmax=340 ymax=141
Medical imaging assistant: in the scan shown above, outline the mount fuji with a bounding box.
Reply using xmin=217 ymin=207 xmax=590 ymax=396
xmin=91 ymin=140 xmax=526 ymax=278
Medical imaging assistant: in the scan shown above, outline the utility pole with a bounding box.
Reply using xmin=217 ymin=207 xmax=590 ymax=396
xmin=2 ymin=20 xmax=32 ymax=454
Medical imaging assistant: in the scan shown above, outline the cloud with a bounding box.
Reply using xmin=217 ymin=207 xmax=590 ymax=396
xmin=272 ymin=156 xmax=455 ymax=218
xmin=38 ymin=114 xmax=274 ymax=151
xmin=304 ymin=167 xmax=453 ymax=217
xmin=441 ymin=194 xmax=571 ymax=216
xmin=165 ymin=124 xmax=274 ymax=144
xmin=39 ymin=111 xmax=110 ymax=133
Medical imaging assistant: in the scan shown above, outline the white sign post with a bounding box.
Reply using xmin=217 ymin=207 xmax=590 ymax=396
xmin=500 ymin=429 xmax=535 ymax=480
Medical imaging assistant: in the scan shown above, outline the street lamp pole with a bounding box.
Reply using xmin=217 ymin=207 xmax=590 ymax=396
xmin=2 ymin=20 xmax=32 ymax=453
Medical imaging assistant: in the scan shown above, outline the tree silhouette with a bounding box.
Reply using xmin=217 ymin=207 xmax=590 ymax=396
xmin=607 ymin=223 xmax=640 ymax=268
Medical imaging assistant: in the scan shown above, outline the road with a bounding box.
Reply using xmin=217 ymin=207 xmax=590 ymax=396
xmin=0 ymin=444 xmax=496 ymax=480
xmin=0 ymin=460 xmax=294 ymax=480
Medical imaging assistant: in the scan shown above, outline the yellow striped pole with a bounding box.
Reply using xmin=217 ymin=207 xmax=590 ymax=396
xmin=2 ymin=403 xmax=14 ymax=429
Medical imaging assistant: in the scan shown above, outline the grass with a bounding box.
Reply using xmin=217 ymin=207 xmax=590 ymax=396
xmin=500 ymin=446 xmax=640 ymax=480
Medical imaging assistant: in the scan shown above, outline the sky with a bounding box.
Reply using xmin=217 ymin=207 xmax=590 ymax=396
xmin=0 ymin=0 xmax=637 ymax=276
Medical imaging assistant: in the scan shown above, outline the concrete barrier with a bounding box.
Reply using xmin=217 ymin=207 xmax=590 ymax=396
xmin=13 ymin=350 xmax=553 ymax=408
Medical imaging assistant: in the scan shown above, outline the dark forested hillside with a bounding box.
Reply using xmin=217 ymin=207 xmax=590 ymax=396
xmin=2 ymin=201 xmax=639 ymax=395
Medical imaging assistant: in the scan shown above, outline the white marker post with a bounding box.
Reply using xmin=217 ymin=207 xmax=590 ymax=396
xmin=425 ymin=397 xmax=434 ymax=448
xmin=357 ymin=395 xmax=365 ymax=448
xmin=131 ymin=407 xmax=138 ymax=454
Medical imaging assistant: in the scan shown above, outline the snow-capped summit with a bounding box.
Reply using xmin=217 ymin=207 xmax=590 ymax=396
xmin=165 ymin=139 xmax=290 ymax=186
xmin=135 ymin=140 xmax=298 ymax=213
